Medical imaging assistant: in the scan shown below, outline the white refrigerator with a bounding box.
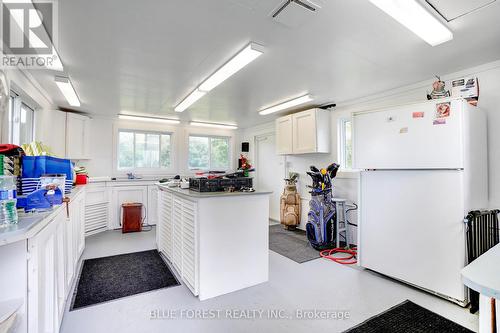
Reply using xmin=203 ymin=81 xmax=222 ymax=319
xmin=353 ymin=98 xmax=488 ymax=306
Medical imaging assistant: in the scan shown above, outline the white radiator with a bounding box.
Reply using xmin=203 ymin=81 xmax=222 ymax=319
xmin=84 ymin=202 xmax=108 ymax=236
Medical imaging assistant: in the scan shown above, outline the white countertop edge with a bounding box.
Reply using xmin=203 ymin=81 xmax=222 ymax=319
xmin=462 ymin=276 xmax=500 ymax=300
xmin=461 ymin=243 xmax=500 ymax=299
xmin=157 ymin=184 xmax=272 ymax=199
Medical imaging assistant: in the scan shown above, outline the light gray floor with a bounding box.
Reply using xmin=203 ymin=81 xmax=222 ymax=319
xmin=61 ymin=228 xmax=479 ymax=333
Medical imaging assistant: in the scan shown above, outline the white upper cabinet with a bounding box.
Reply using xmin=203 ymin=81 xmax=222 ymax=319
xmin=275 ymin=108 xmax=330 ymax=155
xmin=275 ymin=115 xmax=293 ymax=154
xmin=65 ymin=113 xmax=91 ymax=160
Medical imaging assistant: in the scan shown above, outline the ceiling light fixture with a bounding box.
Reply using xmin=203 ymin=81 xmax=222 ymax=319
xmin=174 ymin=89 xmax=206 ymax=112
xmin=174 ymin=42 xmax=264 ymax=112
xmin=189 ymin=121 xmax=238 ymax=130
xmin=118 ymin=114 xmax=180 ymax=124
xmin=259 ymin=94 xmax=313 ymax=115
xmin=369 ymin=0 xmax=453 ymax=46
xmin=199 ymin=42 xmax=265 ymax=92
xmin=55 ymin=76 xmax=80 ymax=107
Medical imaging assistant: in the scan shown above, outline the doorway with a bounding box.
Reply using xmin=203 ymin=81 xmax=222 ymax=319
xmin=254 ymin=133 xmax=284 ymax=222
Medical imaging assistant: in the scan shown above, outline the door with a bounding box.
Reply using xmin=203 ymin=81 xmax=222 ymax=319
xmin=181 ymin=198 xmax=198 ymax=295
xmin=275 ymin=115 xmax=293 ymax=154
xmin=111 ymin=186 xmax=148 ymax=229
xmin=157 ymin=190 xmax=173 ymax=260
xmin=147 ymin=185 xmax=158 ymax=225
xmin=64 ymin=206 xmax=74 ymax=291
xmin=359 ymin=170 xmax=466 ymax=302
xmin=28 ymin=219 xmax=58 ymax=333
xmin=292 ymin=109 xmax=317 ymax=153
xmin=172 ymin=197 xmax=183 ymax=273
xmin=353 ymin=99 xmax=464 ymax=169
xmin=65 ymin=113 xmax=85 ymax=159
xmin=255 ymin=133 xmax=284 ymax=221
xmin=54 ymin=213 xmax=66 ymax=322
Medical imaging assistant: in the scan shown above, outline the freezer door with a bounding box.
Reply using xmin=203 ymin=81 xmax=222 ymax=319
xmin=359 ymin=170 xmax=466 ymax=303
xmin=353 ymin=99 xmax=464 ymax=169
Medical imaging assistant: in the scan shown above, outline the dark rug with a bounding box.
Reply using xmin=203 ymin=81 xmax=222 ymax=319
xmin=344 ymin=300 xmax=473 ymax=333
xmin=70 ymin=250 xmax=179 ymax=310
xmin=269 ymin=224 xmax=320 ymax=263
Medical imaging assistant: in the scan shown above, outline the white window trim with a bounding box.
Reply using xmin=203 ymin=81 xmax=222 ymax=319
xmin=8 ymin=91 xmax=35 ymax=145
xmin=112 ymin=122 xmax=177 ymax=176
xmin=188 ymin=134 xmax=232 ymax=171
xmin=337 ymin=117 xmax=353 ymax=171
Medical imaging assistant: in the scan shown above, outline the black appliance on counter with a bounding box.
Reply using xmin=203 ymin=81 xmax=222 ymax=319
xmin=189 ymin=177 xmax=253 ymax=192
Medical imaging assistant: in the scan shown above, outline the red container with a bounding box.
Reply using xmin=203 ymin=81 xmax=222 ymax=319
xmin=75 ymin=174 xmax=88 ymax=185
xmin=122 ymin=203 xmax=143 ymax=233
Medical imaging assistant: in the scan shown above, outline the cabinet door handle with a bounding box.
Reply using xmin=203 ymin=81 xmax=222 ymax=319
xmin=63 ymin=197 xmax=71 ymax=218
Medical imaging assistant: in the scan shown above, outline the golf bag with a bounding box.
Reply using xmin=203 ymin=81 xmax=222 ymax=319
xmin=305 ymin=163 xmax=340 ymax=250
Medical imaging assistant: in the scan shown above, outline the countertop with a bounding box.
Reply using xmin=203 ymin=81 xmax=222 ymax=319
xmin=89 ymin=176 xmax=168 ymax=183
xmin=0 ymin=186 xmax=85 ymax=246
xmin=461 ymin=243 xmax=500 ymax=299
xmin=157 ymin=184 xmax=272 ymax=198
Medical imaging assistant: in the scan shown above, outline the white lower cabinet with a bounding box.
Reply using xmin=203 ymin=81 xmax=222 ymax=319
xmin=27 ymin=214 xmax=59 ymax=333
xmin=110 ymin=185 xmax=148 ymax=229
xmin=26 ymin=189 xmax=86 ymax=333
xmin=158 ymin=189 xmax=198 ymax=295
xmin=157 ymin=190 xmax=173 ymax=261
xmin=147 ymin=185 xmax=158 ymax=226
xmin=84 ymin=181 xmax=161 ymax=235
xmin=84 ymin=183 xmax=109 ymax=236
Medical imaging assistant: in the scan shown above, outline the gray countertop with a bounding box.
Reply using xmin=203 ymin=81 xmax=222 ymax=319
xmin=0 ymin=186 xmax=85 ymax=246
xmin=157 ymin=184 xmax=272 ymax=198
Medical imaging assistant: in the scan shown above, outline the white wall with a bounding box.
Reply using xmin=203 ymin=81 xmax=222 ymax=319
xmin=79 ymin=115 xmax=240 ymax=178
xmin=240 ymin=59 xmax=500 ymax=242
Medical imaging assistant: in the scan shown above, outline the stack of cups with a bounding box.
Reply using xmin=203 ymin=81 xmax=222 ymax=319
xmin=0 ymin=175 xmax=18 ymax=227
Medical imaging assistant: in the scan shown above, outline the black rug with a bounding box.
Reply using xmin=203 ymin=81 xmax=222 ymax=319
xmin=344 ymin=300 xmax=473 ymax=333
xmin=70 ymin=250 xmax=179 ymax=310
xmin=269 ymin=224 xmax=320 ymax=263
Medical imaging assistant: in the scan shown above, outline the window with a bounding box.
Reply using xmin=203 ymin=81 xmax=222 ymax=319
xmin=338 ymin=118 xmax=353 ymax=169
xmin=188 ymin=135 xmax=230 ymax=170
xmin=8 ymin=92 xmax=34 ymax=145
xmin=118 ymin=130 xmax=172 ymax=170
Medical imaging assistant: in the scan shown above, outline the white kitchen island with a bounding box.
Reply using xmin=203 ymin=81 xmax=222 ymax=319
xmin=156 ymin=184 xmax=271 ymax=300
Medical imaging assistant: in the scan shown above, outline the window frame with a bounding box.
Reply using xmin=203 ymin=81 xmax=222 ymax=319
xmin=338 ymin=117 xmax=353 ymax=171
xmin=188 ymin=134 xmax=231 ymax=171
xmin=116 ymin=128 xmax=174 ymax=174
xmin=8 ymin=91 xmax=35 ymax=145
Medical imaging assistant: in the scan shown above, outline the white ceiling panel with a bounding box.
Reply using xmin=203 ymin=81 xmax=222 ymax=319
xmin=26 ymin=0 xmax=500 ymax=128
xmin=426 ymin=0 xmax=497 ymax=21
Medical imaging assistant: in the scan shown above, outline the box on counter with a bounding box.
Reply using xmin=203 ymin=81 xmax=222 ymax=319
xmin=451 ymin=77 xmax=479 ymax=105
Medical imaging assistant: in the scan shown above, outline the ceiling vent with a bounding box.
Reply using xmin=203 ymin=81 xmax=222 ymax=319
xmin=270 ymin=0 xmax=323 ymax=28
xmin=426 ymin=0 xmax=497 ymax=21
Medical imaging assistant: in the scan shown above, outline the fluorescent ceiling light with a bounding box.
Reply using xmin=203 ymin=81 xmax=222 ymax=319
xmin=259 ymin=94 xmax=313 ymax=115
xmin=199 ymin=42 xmax=265 ymax=92
xmin=118 ymin=114 xmax=180 ymax=124
xmin=174 ymin=89 xmax=206 ymax=112
xmin=189 ymin=122 xmax=238 ymax=130
xmin=369 ymin=0 xmax=453 ymax=46
xmin=55 ymin=76 xmax=80 ymax=107
xmin=174 ymin=42 xmax=264 ymax=112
